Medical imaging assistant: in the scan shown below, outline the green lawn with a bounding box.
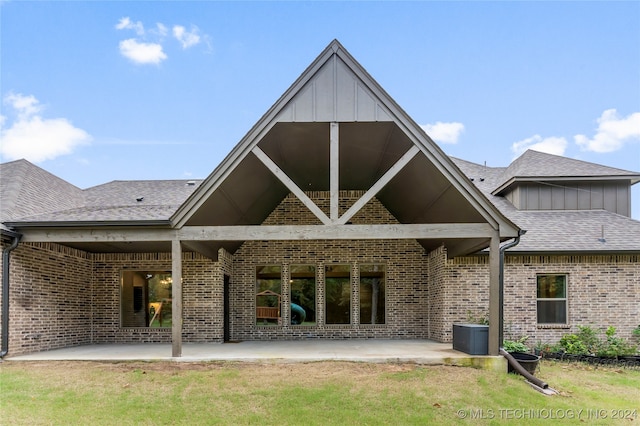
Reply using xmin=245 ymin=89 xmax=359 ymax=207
xmin=1 ymin=360 xmax=638 ymax=425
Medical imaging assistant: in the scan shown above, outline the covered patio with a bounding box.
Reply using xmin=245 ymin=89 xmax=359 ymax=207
xmin=5 ymin=340 xmax=506 ymax=370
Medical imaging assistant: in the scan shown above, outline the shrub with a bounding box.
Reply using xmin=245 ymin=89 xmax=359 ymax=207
xmin=503 ymin=336 xmax=529 ymax=353
xmin=559 ymin=333 xmax=590 ymax=355
xmin=596 ymin=326 xmax=637 ymax=358
xmin=557 ymin=325 xmax=638 ymax=357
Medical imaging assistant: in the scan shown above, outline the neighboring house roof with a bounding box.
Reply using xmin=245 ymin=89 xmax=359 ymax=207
xmin=493 ymin=150 xmax=640 ymax=195
xmin=452 ymin=154 xmax=640 ymax=253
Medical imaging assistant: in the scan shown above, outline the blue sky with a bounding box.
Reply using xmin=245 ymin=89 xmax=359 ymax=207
xmin=2 ymin=1 xmax=639 ymax=218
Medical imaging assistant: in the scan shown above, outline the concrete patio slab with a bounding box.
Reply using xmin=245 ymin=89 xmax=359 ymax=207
xmin=4 ymin=340 xmax=507 ymax=371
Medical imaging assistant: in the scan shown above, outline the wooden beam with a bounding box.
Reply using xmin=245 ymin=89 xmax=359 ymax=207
xmin=172 ymin=239 xmax=183 ymax=357
xmin=19 ymin=228 xmax=176 ymax=243
xmin=177 ymin=223 xmax=497 ymax=241
xmin=488 ymin=231 xmax=500 ymax=356
xmin=252 ymin=146 xmax=332 ymax=225
xmin=330 ymin=122 xmax=339 ymax=221
xmin=19 ymin=223 xmax=498 ymax=243
xmin=337 ymin=145 xmax=419 ymax=225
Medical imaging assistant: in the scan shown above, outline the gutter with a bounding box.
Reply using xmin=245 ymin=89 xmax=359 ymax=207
xmin=1 ymin=229 xmax=22 ymax=358
xmin=498 ymin=229 xmax=526 ymax=348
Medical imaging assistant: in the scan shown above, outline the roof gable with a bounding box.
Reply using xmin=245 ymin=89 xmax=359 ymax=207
xmin=494 ymin=150 xmax=640 ymax=195
xmin=275 ymin=42 xmax=393 ymax=123
xmin=172 ymin=40 xmax=520 ymax=247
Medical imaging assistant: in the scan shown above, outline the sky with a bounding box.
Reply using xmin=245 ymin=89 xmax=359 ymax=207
xmin=1 ymin=1 xmax=639 ymax=218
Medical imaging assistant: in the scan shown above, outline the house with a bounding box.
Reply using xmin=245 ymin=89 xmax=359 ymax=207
xmin=1 ymin=40 xmax=639 ymax=358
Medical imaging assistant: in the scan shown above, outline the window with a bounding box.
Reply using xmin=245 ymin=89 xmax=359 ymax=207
xmin=325 ymin=264 xmax=351 ymax=324
xmin=360 ymin=265 xmax=385 ymax=324
xmin=256 ymin=265 xmax=282 ymax=325
xmin=537 ymin=274 xmax=567 ymax=324
xmin=290 ymin=265 xmax=316 ymax=325
xmin=121 ymin=271 xmax=172 ymax=328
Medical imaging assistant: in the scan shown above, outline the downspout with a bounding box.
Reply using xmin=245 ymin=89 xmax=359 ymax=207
xmin=498 ymin=229 xmax=526 ymax=348
xmin=1 ymin=230 xmax=22 ymax=358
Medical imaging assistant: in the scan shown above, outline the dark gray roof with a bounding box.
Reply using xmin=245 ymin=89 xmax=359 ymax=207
xmin=1 ymin=160 xmax=202 ymax=224
xmin=452 ymin=155 xmax=640 ymax=253
xmin=503 ymin=150 xmax=638 ymax=179
xmin=505 ymin=209 xmax=640 ymax=253
xmin=0 ymin=159 xmax=85 ymax=222
xmin=493 ymin=150 xmax=640 ymax=194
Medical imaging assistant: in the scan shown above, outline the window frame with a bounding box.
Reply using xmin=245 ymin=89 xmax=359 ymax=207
xmin=289 ymin=264 xmax=317 ymax=326
xmin=359 ymin=264 xmax=386 ymax=325
xmin=255 ymin=265 xmax=283 ymax=326
xmin=120 ymin=270 xmax=172 ymax=329
xmin=536 ymin=274 xmax=568 ymax=325
xmin=324 ymin=264 xmax=352 ymax=325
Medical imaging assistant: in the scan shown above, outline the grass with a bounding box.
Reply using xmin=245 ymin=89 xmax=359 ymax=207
xmin=1 ymin=360 xmax=639 ymax=425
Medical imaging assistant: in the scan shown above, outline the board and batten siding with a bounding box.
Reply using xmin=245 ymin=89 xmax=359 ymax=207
xmin=505 ymin=181 xmax=630 ymax=216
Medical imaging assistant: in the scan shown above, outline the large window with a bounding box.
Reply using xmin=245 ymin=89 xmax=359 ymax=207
xmin=256 ymin=265 xmax=282 ymax=325
xmin=290 ymin=265 xmax=316 ymax=325
xmin=537 ymin=274 xmax=567 ymax=324
xmin=121 ymin=271 xmax=172 ymax=328
xmin=325 ymin=264 xmax=351 ymax=324
xmin=360 ymin=265 xmax=385 ymax=324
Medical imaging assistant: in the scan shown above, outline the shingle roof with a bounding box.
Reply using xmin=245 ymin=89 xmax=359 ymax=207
xmin=0 ymin=159 xmax=85 ymax=222
xmin=505 ymin=209 xmax=640 ymax=253
xmin=504 ymin=150 xmax=638 ymax=178
xmin=451 ymin=155 xmax=640 ymax=253
xmin=493 ymin=150 xmax=640 ymax=194
xmin=1 ymin=160 xmax=202 ymax=224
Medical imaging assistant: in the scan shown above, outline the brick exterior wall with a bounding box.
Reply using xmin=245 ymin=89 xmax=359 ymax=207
xmin=92 ymin=252 xmax=218 ymax=344
xmin=2 ymin=191 xmax=638 ymax=356
xmin=229 ymin=192 xmax=429 ymax=340
xmin=1 ymin=242 xmax=92 ymax=355
xmin=445 ymin=254 xmax=640 ymax=344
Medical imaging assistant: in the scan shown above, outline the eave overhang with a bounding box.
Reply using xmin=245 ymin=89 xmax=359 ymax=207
xmin=493 ymin=175 xmax=640 ymax=196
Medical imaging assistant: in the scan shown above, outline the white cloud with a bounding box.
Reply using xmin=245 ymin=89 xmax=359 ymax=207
xmin=420 ymin=121 xmax=465 ymax=144
xmin=0 ymin=93 xmax=91 ymax=163
xmin=115 ymin=18 xmax=209 ymax=65
xmin=115 ymin=17 xmax=145 ymax=35
xmin=154 ymin=23 xmax=168 ymax=37
xmin=173 ymin=25 xmax=201 ymax=49
xmin=575 ymin=109 xmax=640 ymax=153
xmin=4 ymin=93 xmax=42 ymax=119
xmin=118 ymin=39 xmax=167 ymax=65
xmin=511 ymin=135 xmax=568 ymax=158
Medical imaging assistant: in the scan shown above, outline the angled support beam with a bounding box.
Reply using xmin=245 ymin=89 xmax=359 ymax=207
xmin=252 ymin=146 xmax=332 ymax=225
xmin=330 ymin=122 xmax=339 ymax=221
xmin=337 ymin=145 xmax=420 ymax=225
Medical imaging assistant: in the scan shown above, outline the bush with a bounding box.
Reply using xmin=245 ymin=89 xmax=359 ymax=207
xmin=557 ymin=325 xmax=638 ymax=357
xmin=503 ymin=336 xmax=529 ymax=353
xmin=596 ymin=326 xmax=637 ymax=357
xmin=559 ymin=333 xmax=590 ymax=355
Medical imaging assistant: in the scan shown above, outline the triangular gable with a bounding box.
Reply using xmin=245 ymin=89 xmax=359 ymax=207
xmin=172 ymin=40 xmax=519 ymax=248
xmin=275 ymin=42 xmax=393 ymax=123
